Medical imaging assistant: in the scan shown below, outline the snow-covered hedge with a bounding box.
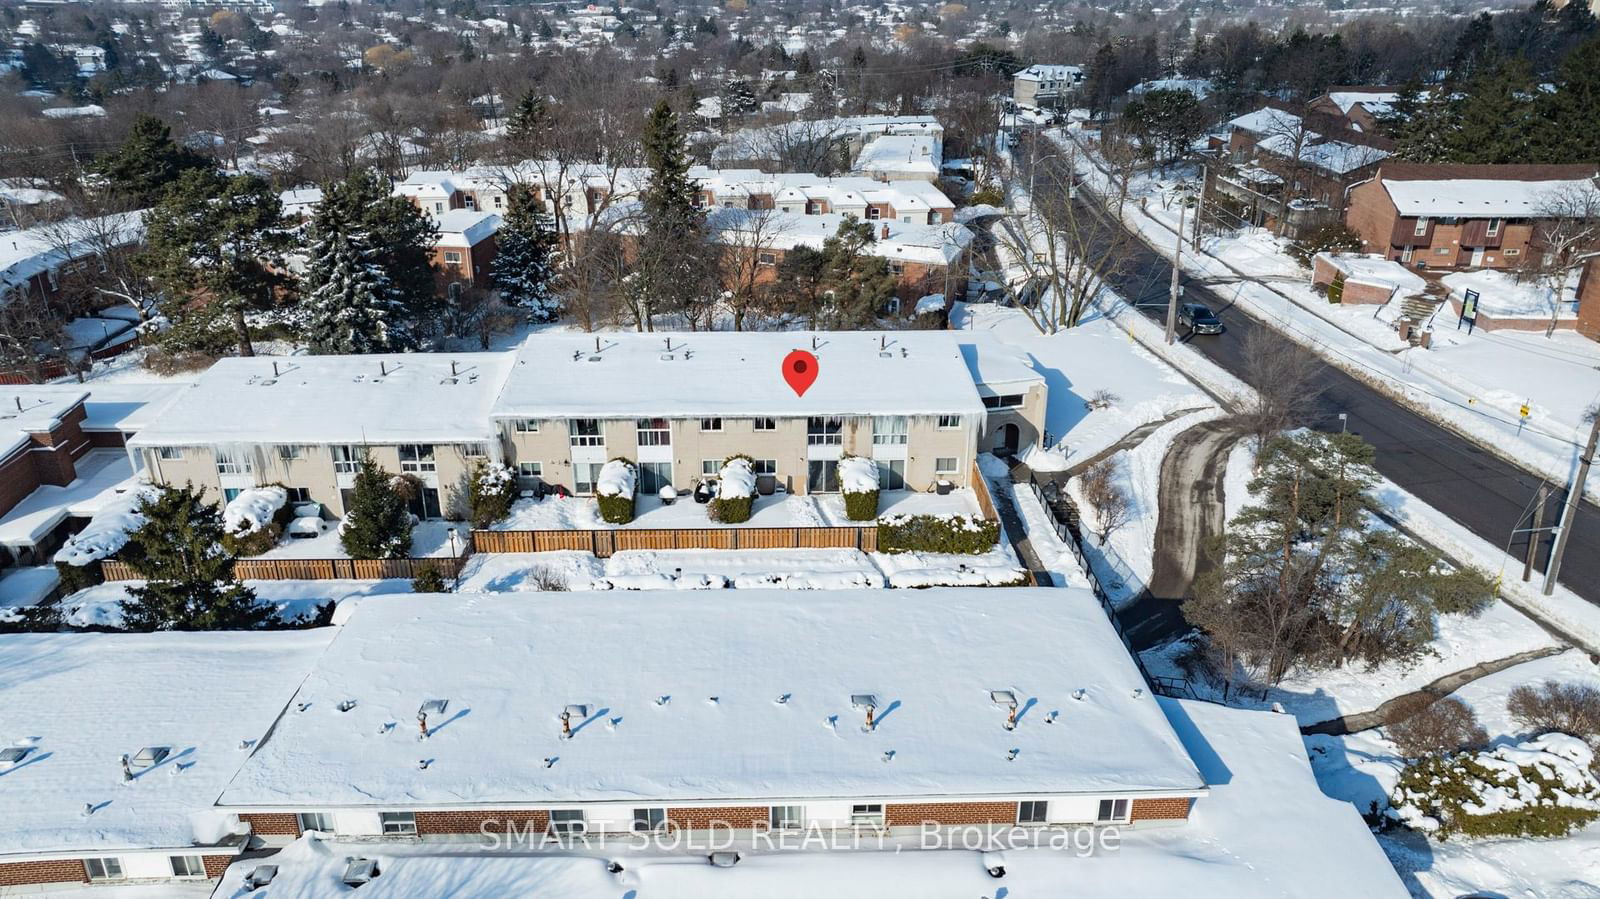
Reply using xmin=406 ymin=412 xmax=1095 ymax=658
xmin=220 ymin=486 xmax=290 ymax=556
xmin=878 ymin=513 xmax=1000 ymax=555
xmin=711 ymin=455 xmax=756 ymax=523
xmin=838 ymin=454 xmax=879 ymax=521
xmin=1386 ymin=733 xmax=1600 ymax=839
xmin=54 ymin=484 xmax=161 ymax=567
xmin=466 ymin=461 xmax=517 ymax=528
xmin=596 ymin=458 xmax=637 ymax=524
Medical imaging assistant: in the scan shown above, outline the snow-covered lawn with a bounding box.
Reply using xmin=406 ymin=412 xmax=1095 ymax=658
xmin=256 ymin=519 xmax=467 ymax=559
xmin=953 ymin=303 xmax=1216 ymax=471
xmin=53 ymin=578 xmax=412 ymax=628
xmin=492 ymin=489 xmax=981 ymax=531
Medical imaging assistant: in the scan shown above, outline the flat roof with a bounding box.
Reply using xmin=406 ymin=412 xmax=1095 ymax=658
xmin=958 ymin=337 xmax=1045 ymax=389
xmin=3 ymin=382 xmax=185 ymax=433
xmin=0 ymin=629 xmax=334 ymax=857
xmin=217 ymin=588 xmax=1205 ymax=809
xmin=494 ymin=331 xmax=986 ymax=420
xmin=128 ymin=353 xmax=513 ymax=447
xmin=0 ymin=391 xmax=84 ymax=459
xmin=1382 ymin=174 xmax=1600 ymax=217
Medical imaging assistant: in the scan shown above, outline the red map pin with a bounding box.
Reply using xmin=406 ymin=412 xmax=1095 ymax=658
xmin=782 ymin=349 xmax=819 ymax=397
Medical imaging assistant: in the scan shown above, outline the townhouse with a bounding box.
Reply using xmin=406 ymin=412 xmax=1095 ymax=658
xmin=694 ymin=170 xmax=957 ymax=225
xmin=1306 ymin=87 xmax=1410 ymax=134
xmin=1216 ymin=106 xmax=1391 ymax=234
xmin=1345 ymin=163 xmax=1600 ymax=269
xmin=217 ymin=589 xmax=1209 ymax=848
xmin=1011 ymin=64 xmax=1085 ymax=110
xmin=430 ymin=209 xmax=500 ymax=290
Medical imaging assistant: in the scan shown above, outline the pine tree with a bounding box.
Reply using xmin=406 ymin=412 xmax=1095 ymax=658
xmin=93 ymin=114 xmax=210 ymax=206
xmin=505 ymin=90 xmax=549 ymax=150
xmin=1533 ymin=36 xmax=1600 ymax=164
xmin=1445 ymin=59 xmax=1535 ymax=164
xmin=120 ymin=486 xmax=270 ymax=631
xmin=489 ymin=187 xmax=560 ymax=321
xmin=630 ymin=100 xmax=713 ymax=328
xmin=1394 ymin=89 xmax=1462 ymax=163
xmin=312 ymin=168 xmax=438 ymax=344
xmin=720 ymin=77 xmax=758 ymax=121
xmin=340 ymin=455 xmax=414 ymax=560
xmin=302 ymin=228 xmax=404 ymax=353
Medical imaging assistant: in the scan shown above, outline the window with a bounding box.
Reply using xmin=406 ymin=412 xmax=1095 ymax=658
xmin=758 ymin=252 xmax=777 ymax=266
xmin=549 ymin=809 xmax=586 ymax=835
xmin=443 ymin=251 xmax=463 ymax=265
xmin=84 ymin=858 xmax=124 ymax=881
xmin=901 ymin=215 xmax=912 ymax=224
xmin=700 ymin=417 xmax=723 ymax=432
xmin=1096 ymin=799 xmax=1129 ymax=823
xmin=223 ymin=487 xmax=243 ymax=503
xmin=433 ymin=202 xmax=444 ymax=214
xmin=769 ymin=806 xmax=804 ymax=830
xmin=493 ymin=194 xmax=503 ymax=208
xmin=936 ymin=414 xmax=961 ymax=430
xmin=276 ymin=444 xmax=302 ymax=461
xmin=569 ymin=419 xmax=603 ymax=447
xmin=297 ymin=812 xmax=335 ymax=833
xmin=935 ymin=456 xmax=958 ymax=475
xmin=806 ymin=416 xmax=843 ymax=446
xmin=1017 ymin=801 xmax=1048 ymax=825
xmin=850 ymin=804 xmax=885 ymax=827
xmin=155 ymin=446 xmax=184 ymax=460
xmin=286 ymin=487 xmax=311 ymax=504
xmin=753 ymin=459 xmax=777 ymax=475
xmin=399 ymin=444 xmax=436 ymax=473
xmin=332 ymin=445 xmax=363 ymax=474
xmin=1413 ymin=217 xmax=1429 ymax=237
xmin=513 ymin=419 xmax=540 ymax=433
xmin=517 ymin=461 xmax=543 ymax=480
xmin=636 ymin=418 xmax=671 ymax=446
xmin=877 ymin=459 xmax=906 ymax=490
xmin=1486 ymin=217 xmax=1501 ymax=236
xmin=867 ymin=207 xmax=882 ymax=220
xmin=214 ymin=447 xmax=252 ymax=475
xmin=1504 ymin=248 xmax=1521 ymax=257
xmin=458 ymin=443 xmax=488 ymax=458
xmin=170 ymin=855 xmax=205 ymax=877
xmin=702 ymin=459 xmax=721 ymax=476
xmin=638 ymin=461 xmax=672 ymax=494
xmin=380 ymin=812 xmax=417 ymax=835
xmin=931 ymin=212 xmax=942 ymax=224
xmin=574 ymin=462 xmax=604 ymax=494
xmin=1435 ymin=247 xmax=1451 ymax=255
xmin=872 ymin=416 xmax=908 ymax=445
xmin=753 ymin=417 xmax=776 ymax=431
xmin=982 ymin=394 xmax=1024 ymax=410
xmin=888 ymin=260 xmax=905 ymax=276
xmin=633 ymin=808 xmax=668 ymax=831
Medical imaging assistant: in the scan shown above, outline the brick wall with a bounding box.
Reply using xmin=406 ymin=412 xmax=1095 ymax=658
xmin=416 ymin=810 xmax=549 ymax=835
xmin=0 ymin=451 xmax=42 ymax=519
xmin=239 ymin=812 xmax=301 ymax=836
xmin=86 ymin=430 xmax=127 ymax=448
xmin=1345 ymin=177 xmax=1400 ymax=256
xmin=203 ymin=855 xmax=235 ymax=878
xmin=886 ymin=802 xmax=1018 ymax=827
xmin=0 ymin=858 xmax=88 ymax=887
xmin=1131 ymin=797 xmax=1193 ymax=821
xmin=1577 ymin=258 xmax=1600 ymax=340
xmin=666 ymin=807 xmax=768 ymax=830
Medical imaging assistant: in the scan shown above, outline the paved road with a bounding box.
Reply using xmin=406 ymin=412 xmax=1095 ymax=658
xmin=1032 ymin=160 xmax=1600 ymax=607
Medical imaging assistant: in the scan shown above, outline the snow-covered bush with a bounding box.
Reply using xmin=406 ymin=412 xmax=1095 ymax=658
xmin=1386 ymin=734 xmax=1600 ymax=839
xmin=711 ymin=455 xmax=756 ymax=524
xmin=1508 ymin=681 xmax=1600 ymax=747
xmin=221 ymin=486 xmax=290 ymax=557
xmin=838 ymin=454 xmax=879 ymax=521
xmin=596 ymin=458 xmax=637 ymax=524
xmin=1386 ymin=696 xmax=1488 ymax=759
xmin=878 ymin=513 xmax=999 ymax=554
xmin=53 ymin=484 xmax=163 ymax=587
xmin=464 ymin=461 xmax=517 ymax=528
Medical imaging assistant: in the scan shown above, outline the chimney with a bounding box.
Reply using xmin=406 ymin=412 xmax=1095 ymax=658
xmin=880 ymin=223 xmax=890 ymax=240
xmin=560 ymin=710 xmax=572 ymax=739
xmin=664 ymin=337 xmax=673 ymax=352
xmin=1005 ymin=703 xmax=1018 ymax=731
xmin=417 ymin=711 xmax=428 ymax=739
xmin=879 ymin=335 xmax=886 ymax=351
xmin=864 ymin=704 xmax=876 ymax=731
xmin=272 ymin=361 xmax=280 ymax=377
xmin=451 ymin=360 xmax=459 ymax=377
xmin=120 ymin=754 xmax=132 ymax=782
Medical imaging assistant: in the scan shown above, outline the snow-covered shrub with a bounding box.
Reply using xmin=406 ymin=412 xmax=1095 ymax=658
xmin=596 ymin=458 xmax=637 ymax=524
xmin=465 ymin=461 xmax=517 ymax=528
xmin=878 ymin=513 xmax=1000 ymax=554
xmin=711 ymin=455 xmax=756 ymax=524
xmin=53 ymin=484 xmax=161 ymax=583
xmin=1386 ymin=696 xmax=1488 ymax=759
xmin=411 ymin=565 xmax=448 ymax=593
xmin=1508 ymin=681 xmax=1600 ymax=748
xmin=1386 ymin=734 xmax=1600 ymax=839
xmin=221 ymin=486 xmax=290 ymax=557
xmin=838 ymin=454 xmax=879 ymax=521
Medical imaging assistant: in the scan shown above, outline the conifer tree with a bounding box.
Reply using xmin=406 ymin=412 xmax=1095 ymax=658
xmin=93 ymin=114 xmax=210 ymax=206
xmin=120 ymin=486 xmax=270 ymax=631
xmin=1534 ymin=37 xmax=1600 ymax=164
xmin=505 ymin=90 xmax=549 ymax=150
xmin=489 ymin=187 xmax=560 ymax=321
xmin=302 ymin=230 xmax=403 ymax=353
xmin=340 ymin=455 xmax=414 ymax=560
xmin=629 ymin=100 xmax=714 ymax=328
xmin=313 ymin=168 xmax=438 ymax=343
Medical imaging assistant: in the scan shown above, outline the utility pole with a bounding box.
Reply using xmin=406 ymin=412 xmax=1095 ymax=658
xmin=1192 ymin=165 xmax=1206 ymax=251
xmin=1523 ymin=485 xmax=1548 ymax=582
xmin=1544 ymin=413 xmax=1600 ymax=595
xmin=1165 ymin=200 xmax=1186 ymax=345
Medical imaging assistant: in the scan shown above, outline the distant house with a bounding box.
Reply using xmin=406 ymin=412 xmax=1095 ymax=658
xmin=1215 ymin=105 xmax=1391 ymax=235
xmin=1012 ymin=64 xmax=1084 ymax=110
xmin=1307 ymin=87 xmax=1415 ymax=133
xmin=1344 ymin=163 xmax=1600 ymax=270
xmin=431 ymin=210 xmax=501 ymax=290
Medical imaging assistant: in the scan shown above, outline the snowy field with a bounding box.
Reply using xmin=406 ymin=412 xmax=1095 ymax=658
xmin=494 ymin=489 xmax=981 ymax=531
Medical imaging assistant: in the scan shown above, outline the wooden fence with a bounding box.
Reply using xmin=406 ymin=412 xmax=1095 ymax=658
xmin=101 ymin=554 xmax=471 ymax=582
xmin=472 ymin=526 xmax=878 ymax=557
xmin=970 ymin=460 xmax=998 ymax=521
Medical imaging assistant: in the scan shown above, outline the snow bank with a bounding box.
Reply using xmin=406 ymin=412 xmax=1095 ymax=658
xmin=914 ymin=293 xmax=946 ymax=315
xmin=718 ymin=456 xmax=756 ymax=499
xmin=596 ymin=458 xmax=635 ymax=499
xmin=223 ymin=486 xmax=288 ymax=535
xmin=838 ymin=455 xmax=878 ymax=494
xmin=953 ymin=203 xmax=1001 ymax=222
xmin=51 ymin=484 xmax=159 ymax=566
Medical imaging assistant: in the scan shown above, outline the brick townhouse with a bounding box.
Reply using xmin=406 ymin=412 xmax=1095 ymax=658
xmin=1345 ymin=163 xmax=1600 ymax=270
xmin=1216 ymin=104 xmax=1392 ymax=234
xmin=217 ymin=588 xmax=1209 ymax=847
xmin=1575 ymin=255 xmax=1600 ymax=340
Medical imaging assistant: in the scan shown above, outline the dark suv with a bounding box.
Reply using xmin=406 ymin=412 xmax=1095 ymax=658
xmin=1178 ymin=302 xmax=1223 ymax=335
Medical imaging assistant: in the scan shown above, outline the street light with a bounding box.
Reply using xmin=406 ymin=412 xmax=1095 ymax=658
xmin=446 ymin=527 xmax=459 ymax=592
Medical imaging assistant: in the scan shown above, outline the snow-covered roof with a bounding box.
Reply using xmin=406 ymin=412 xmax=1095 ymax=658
xmin=0 ymin=628 xmax=334 ymax=856
xmin=433 ymin=209 xmax=501 ymax=246
xmin=495 ymin=330 xmax=985 ymax=420
xmin=217 ymin=588 xmax=1205 ymax=809
xmin=689 ymin=169 xmax=954 ymax=213
xmin=1255 ymin=133 xmax=1388 ymax=175
xmin=0 ymin=212 xmax=145 ymax=291
xmin=0 ymin=449 xmax=139 ymax=548
xmin=128 ymin=353 xmax=514 ymax=447
xmin=1227 ymin=107 xmax=1301 ymax=136
xmin=709 ymin=209 xmax=972 ymax=266
xmin=40 ymin=104 xmax=105 ymax=119
xmin=0 ymin=391 xmax=83 ymax=460
xmin=2 ymin=382 xmax=185 ymax=434
xmin=959 ymin=336 xmax=1045 ymax=390
xmin=1381 ymin=170 xmax=1600 ymax=217
xmin=1014 ymin=64 xmax=1084 ymax=83
xmin=1324 ymin=90 xmax=1406 ymax=114
xmin=1315 ymin=253 xmax=1426 ymax=292
xmin=1130 ymin=78 xmax=1212 ymax=98
xmin=854 ymin=134 xmax=939 ymax=177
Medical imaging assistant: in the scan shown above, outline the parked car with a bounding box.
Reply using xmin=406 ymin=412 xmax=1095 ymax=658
xmin=1178 ymin=302 xmax=1223 ymax=335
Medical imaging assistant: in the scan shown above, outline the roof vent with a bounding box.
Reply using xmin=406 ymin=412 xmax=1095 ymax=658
xmin=342 ymin=858 xmax=379 ymax=888
xmin=588 ymin=355 xmax=602 ymax=362
xmin=850 ymin=694 xmax=878 ymax=710
xmin=0 ymin=746 xmax=33 ymax=765
xmin=131 ymin=746 xmax=170 ymax=768
xmin=259 ymin=379 xmax=277 ymax=386
xmin=989 ymin=690 xmax=1017 ymax=708
xmin=245 ymin=865 xmax=278 ymax=890
xmin=660 ymin=354 xmax=675 ymax=361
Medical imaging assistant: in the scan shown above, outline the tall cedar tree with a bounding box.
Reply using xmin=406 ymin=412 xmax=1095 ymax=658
xmin=93 ymin=114 xmax=210 ymax=207
xmin=632 ymin=100 xmax=712 ymax=329
xmin=313 ymin=168 xmax=439 ymax=343
xmin=141 ymin=170 xmax=287 ymax=357
xmin=120 ymin=485 xmax=271 ymax=631
xmin=489 ymin=186 xmax=560 ymax=321
xmin=340 ymin=455 xmax=414 ymax=560
xmin=301 ymin=228 xmax=405 ymax=353
xmin=1444 ymin=59 xmax=1536 ymax=164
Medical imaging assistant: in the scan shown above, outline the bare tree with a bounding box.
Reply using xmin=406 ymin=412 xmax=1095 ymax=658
xmin=35 ymin=206 xmax=155 ymax=319
xmin=0 ymin=282 xmax=71 ymax=383
xmin=714 ymin=206 xmax=792 ymax=331
xmin=1527 ymin=183 xmax=1600 ymax=338
xmin=1237 ymin=326 xmax=1329 ymax=454
xmin=1078 ymin=459 xmax=1132 ymax=541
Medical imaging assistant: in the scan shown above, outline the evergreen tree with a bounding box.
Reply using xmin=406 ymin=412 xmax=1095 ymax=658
xmin=1533 ymin=36 xmax=1600 ymax=164
xmin=313 ymin=168 xmax=439 ymax=343
xmin=818 ymin=215 xmax=898 ymax=329
xmin=1394 ymin=89 xmax=1462 ymax=163
xmin=629 ymin=100 xmax=713 ymax=328
xmin=120 ymin=486 xmax=270 ymax=631
xmin=489 ymin=186 xmax=560 ymax=321
xmin=93 ymin=114 xmax=210 ymax=207
xmin=1445 ymin=59 xmax=1535 ymax=164
xmin=340 ymin=455 xmax=414 ymax=560
xmin=505 ymin=90 xmax=550 ymax=150
xmin=301 ymin=229 xmax=404 ymax=353
xmin=719 ymin=77 xmax=758 ymax=121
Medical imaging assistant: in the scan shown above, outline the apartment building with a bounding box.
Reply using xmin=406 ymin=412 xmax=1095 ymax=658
xmin=1345 ymin=163 xmax=1600 ymax=269
xmin=693 ymin=170 xmax=957 ymax=225
xmin=127 ymin=354 xmax=514 ymax=520
xmin=1011 ymin=64 xmax=1085 ymax=110
xmin=217 ymin=588 xmax=1209 ymax=847
xmin=491 ymin=331 xmax=1002 ymax=497
xmin=1217 ymin=106 xmax=1391 ymax=234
